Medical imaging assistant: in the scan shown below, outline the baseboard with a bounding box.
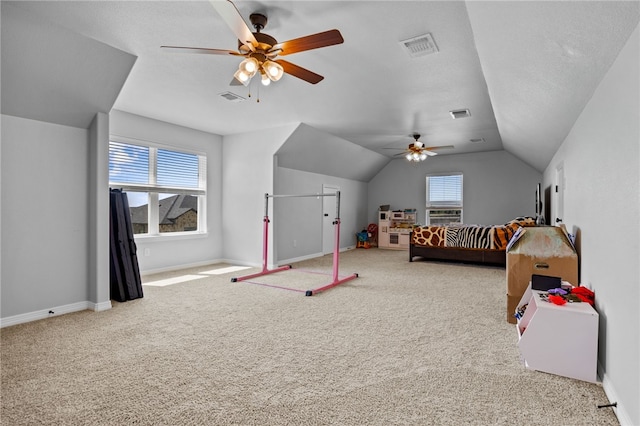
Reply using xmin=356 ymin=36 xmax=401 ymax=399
xmin=599 ymin=361 xmax=633 ymax=425
xmin=279 ymin=252 xmax=324 ymax=265
xmin=142 ymin=248 xmax=358 ymax=277
xmin=92 ymin=300 xmax=113 ymax=312
xmin=0 ymin=300 xmax=111 ymax=328
xmin=279 ymin=246 xmax=355 ymax=266
xmin=140 ymin=259 xmax=225 ymax=276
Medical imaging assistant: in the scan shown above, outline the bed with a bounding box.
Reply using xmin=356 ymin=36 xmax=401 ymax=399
xmin=409 ymin=217 xmax=536 ymax=266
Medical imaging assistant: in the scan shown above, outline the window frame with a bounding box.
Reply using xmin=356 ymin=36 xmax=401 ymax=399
xmin=109 ymin=135 xmax=207 ymax=239
xmin=425 ymin=173 xmax=463 ymax=225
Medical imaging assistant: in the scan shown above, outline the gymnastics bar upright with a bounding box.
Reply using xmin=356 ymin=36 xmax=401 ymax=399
xmin=231 ymin=192 xmax=358 ymax=296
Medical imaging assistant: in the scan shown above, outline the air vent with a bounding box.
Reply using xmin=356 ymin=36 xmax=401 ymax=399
xmin=218 ymin=91 xmax=246 ymax=102
xmin=470 ymin=138 xmax=485 ymax=143
xmin=399 ymin=33 xmax=438 ymax=58
xmin=449 ymin=109 xmax=471 ymax=119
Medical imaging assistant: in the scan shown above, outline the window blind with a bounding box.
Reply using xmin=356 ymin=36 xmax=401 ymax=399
xmin=109 ymin=141 xmax=149 ymax=185
xmin=109 ymin=141 xmax=205 ymax=195
xmin=157 ymin=148 xmax=199 ymax=188
xmin=427 ymin=174 xmax=463 ymax=207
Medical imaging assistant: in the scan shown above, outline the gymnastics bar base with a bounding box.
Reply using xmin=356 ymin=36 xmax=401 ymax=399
xmin=304 ymin=272 xmax=359 ymax=296
xmin=231 ymin=265 xmax=292 ymax=283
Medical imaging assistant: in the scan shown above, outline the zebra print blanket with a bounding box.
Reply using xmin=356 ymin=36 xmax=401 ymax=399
xmin=412 ymin=217 xmax=536 ymax=251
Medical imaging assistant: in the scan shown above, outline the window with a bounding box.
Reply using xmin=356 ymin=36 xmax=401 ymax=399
xmin=426 ymin=173 xmax=463 ymax=225
xmin=109 ymin=138 xmax=206 ymax=236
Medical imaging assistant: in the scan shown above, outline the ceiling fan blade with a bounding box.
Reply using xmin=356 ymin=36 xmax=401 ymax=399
xmin=209 ymin=0 xmax=258 ymax=47
xmin=424 ymin=145 xmax=455 ymax=150
xmin=276 ymin=60 xmax=324 ymax=84
xmin=161 ymin=46 xmax=241 ymax=56
xmin=270 ymin=29 xmax=344 ymax=56
xmin=424 ymin=150 xmax=438 ymax=157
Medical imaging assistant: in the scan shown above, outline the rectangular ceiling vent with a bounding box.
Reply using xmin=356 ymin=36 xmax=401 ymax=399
xmin=450 ymin=109 xmax=471 ymax=119
xmin=470 ymin=138 xmax=485 ymax=144
xmin=218 ymin=91 xmax=246 ymax=102
xmin=400 ymin=33 xmax=438 ymax=58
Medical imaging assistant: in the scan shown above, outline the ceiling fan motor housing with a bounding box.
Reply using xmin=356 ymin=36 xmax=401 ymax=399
xmin=238 ymin=32 xmax=277 ymax=53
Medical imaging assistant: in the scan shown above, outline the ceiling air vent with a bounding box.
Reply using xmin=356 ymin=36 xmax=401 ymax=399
xmin=449 ymin=109 xmax=471 ymax=119
xmin=399 ymin=33 xmax=438 ymax=58
xmin=470 ymin=138 xmax=485 ymax=143
xmin=218 ymin=91 xmax=246 ymax=102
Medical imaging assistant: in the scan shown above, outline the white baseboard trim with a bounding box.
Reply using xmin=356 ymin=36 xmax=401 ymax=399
xmin=598 ymin=361 xmax=633 ymax=425
xmin=92 ymin=300 xmax=113 ymax=312
xmin=140 ymin=259 xmax=225 ymax=276
xmin=141 ymin=248 xmax=357 ymax=278
xmin=279 ymin=246 xmax=355 ymax=266
xmin=220 ymin=259 xmax=262 ymax=268
xmin=279 ymin=252 xmax=325 ymax=265
xmin=1 ymin=300 xmax=111 ymax=328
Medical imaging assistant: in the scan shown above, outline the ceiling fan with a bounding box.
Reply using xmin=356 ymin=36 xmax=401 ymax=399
xmin=385 ymin=134 xmax=454 ymax=162
xmin=161 ymin=0 xmax=344 ymax=86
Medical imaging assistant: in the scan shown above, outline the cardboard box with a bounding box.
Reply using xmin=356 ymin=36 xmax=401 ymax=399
xmin=507 ymin=294 xmax=522 ymax=324
xmin=506 ymin=226 xmax=578 ymax=324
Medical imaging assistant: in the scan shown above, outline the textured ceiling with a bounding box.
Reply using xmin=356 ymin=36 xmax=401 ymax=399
xmin=2 ymin=1 xmax=639 ymax=172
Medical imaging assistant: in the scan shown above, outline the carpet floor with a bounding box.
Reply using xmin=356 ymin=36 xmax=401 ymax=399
xmin=1 ymin=248 xmax=617 ymax=425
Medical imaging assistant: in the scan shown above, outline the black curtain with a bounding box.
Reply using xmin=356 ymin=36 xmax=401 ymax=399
xmin=109 ymin=189 xmax=143 ymax=302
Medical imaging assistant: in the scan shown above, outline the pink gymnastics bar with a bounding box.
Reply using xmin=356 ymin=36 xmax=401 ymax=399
xmin=231 ymin=192 xmax=358 ymax=296
xmin=230 ymin=214 xmax=292 ymax=283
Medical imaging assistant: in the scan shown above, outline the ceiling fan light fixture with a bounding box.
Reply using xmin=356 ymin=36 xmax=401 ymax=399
xmin=263 ymin=60 xmax=284 ymax=81
xmin=420 ymin=153 xmax=428 ymax=161
xmin=261 ymin=72 xmax=271 ymax=86
xmin=233 ymin=69 xmax=251 ymax=86
xmin=239 ymin=57 xmax=259 ymax=77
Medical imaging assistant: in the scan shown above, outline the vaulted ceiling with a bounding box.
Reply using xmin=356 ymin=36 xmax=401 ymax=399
xmin=2 ymin=1 xmax=639 ymax=172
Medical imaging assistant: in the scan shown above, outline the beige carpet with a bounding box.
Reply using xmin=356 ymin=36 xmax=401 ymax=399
xmin=1 ymin=249 xmax=617 ymax=425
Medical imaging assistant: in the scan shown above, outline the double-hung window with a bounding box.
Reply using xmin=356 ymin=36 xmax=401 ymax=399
xmin=109 ymin=138 xmax=207 ymax=236
xmin=426 ymin=173 xmax=463 ymax=225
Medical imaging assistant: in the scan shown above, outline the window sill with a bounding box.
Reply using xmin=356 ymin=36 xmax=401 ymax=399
xmin=134 ymin=232 xmax=208 ymax=243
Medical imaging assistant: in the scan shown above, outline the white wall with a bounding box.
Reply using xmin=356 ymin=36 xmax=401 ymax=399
xmin=1 ymin=115 xmax=90 ymax=318
xmin=368 ymin=150 xmax=541 ymax=226
xmin=274 ymin=167 xmax=368 ymax=262
xmin=221 ymin=124 xmax=297 ymax=267
xmin=109 ymin=110 xmax=223 ymax=274
xmin=543 ymin=23 xmax=639 ymax=426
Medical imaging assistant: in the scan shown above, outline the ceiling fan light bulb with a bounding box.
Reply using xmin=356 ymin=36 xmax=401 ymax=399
xmin=405 ymin=153 xmax=413 ymax=161
xmin=412 ymin=153 xmax=420 ymax=161
xmin=420 ymin=153 xmax=428 ymax=161
xmin=240 ymin=57 xmax=259 ymax=76
xmin=261 ymin=73 xmax=271 ymax=86
xmin=233 ymin=69 xmax=251 ymax=86
xmin=264 ymin=60 xmax=284 ymax=81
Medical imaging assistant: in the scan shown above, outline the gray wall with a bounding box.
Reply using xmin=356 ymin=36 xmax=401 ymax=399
xmin=274 ymin=167 xmax=368 ymax=263
xmin=542 ymin=23 xmax=639 ymax=426
xmin=87 ymin=113 xmax=110 ymax=308
xmin=1 ymin=115 xmax=90 ymax=318
xmin=221 ymin=124 xmax=297 ymax=268
xmin=109 ymin=110 xmax=224 ymax=274
xmin=368 ymin=150 xmax=541 ymax=226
